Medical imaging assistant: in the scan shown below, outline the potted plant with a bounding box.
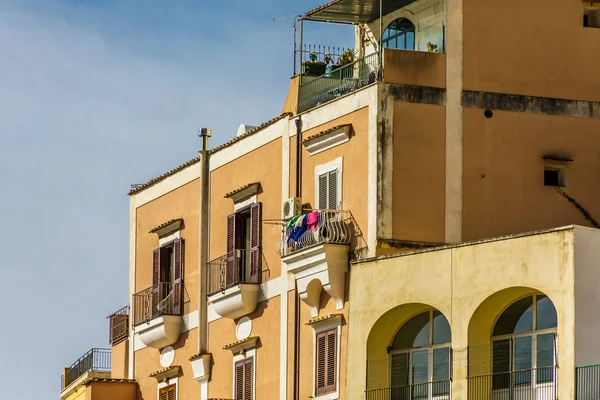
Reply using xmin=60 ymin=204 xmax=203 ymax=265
xmin=337 ymin=49 xmax=355 ymax=67
xmin=303 ymin=51 xmax=327 ymax=76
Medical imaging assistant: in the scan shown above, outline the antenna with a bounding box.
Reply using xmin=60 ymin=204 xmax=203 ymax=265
xmin=273 ymin=14 xmax=302 ymax=75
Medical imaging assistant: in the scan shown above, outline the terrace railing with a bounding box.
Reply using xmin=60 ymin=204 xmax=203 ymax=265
xmin=62 ymin=348 xmax=111 ymax=390
xmin=107 ymin=306 xmax=129 ymax=346
xmin=365 ymin=380 xmax=451 ymax=400
xmin=206 ymin=249 xmax=262 ymax=296
xmin=576 ymin=364 xmax=600 ymax=400
xmin=298 ymin=52 xmax=380 ymax=113
xmin=132 ymin=282 xmax=183 ymax=326
xmin=468 ymin=367 xmax=558 ymax=400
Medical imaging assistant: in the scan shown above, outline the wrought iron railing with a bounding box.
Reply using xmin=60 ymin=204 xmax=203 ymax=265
xmin=62 ymin=348 xmax=111 ymax=389
xmin=132 ymin=282 xmax=183 ymax=326
xmin=107 ymin=306 xmax=129 ymax=346
xmin=206 ymin=249 xmax=262 ymax=296
xmin=277 ymin=209 xmax=365 ymax=258
xmin=298 ymin=51 xmax=380 ymax=113
xmin=365 ymin=380 xmax=451 ymax=400
xmin=576 ymin=364 xmax=600 ymax=399
xmin=468 ymin=367 xmax=558 ymax=400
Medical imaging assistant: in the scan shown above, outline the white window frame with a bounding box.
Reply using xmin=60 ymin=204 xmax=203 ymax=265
xmin=314 ymin=156 xmax=343 ymax=210
xmin=311 ymin=317 xmax=342 ymax=400
xmin=157 ymin=377 xmax=178 ymax=400
xmin=232 ymin=348 xmax=256 ymax=400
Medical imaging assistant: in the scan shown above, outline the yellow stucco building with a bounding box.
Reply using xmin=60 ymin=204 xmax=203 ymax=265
xmin=61 ymin=0 xmax=600 ymax=399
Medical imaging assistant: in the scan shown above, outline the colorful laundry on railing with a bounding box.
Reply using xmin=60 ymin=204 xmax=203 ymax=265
xmin=306 ymin=211 xmax=319 ymax=232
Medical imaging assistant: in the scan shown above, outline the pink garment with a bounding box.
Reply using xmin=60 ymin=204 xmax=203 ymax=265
xmin=306 ymin=211 xmax=319 ymax=232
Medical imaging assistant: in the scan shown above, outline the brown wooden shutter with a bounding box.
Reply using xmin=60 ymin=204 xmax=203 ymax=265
xmin=249 ymin=202 xmax=262 ymax=283
xmin=167 ymin=385 xmax=175 ymax=400
xmin=159 ymin=385 xmax=175 ymax=400
xmin=226 ymin=213 xmax=237 ymax=287
xmin=235 ymin=357 xmax=253 ymax=400
xmin=315 ymin=329 xmax=337 ymax=395
xmin=172 ymin=238 xmax=184 ymax=315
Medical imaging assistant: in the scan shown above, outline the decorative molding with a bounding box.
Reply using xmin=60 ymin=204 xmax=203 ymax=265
xmin=149 ymin=218 xmax=183 ymax=236
xmin=225 ymin=182 xmax=261 ymax=203
xmin=306 ymin=314 xmax=343 ymax=333
xmin=302 ymin=125 xmax=351 ymax=155
xmin=189 ymin=353 xmax=212 ymax=383
xmin=223 ymin=336 xmax=259 ymax=354
xmin=149 ymin=365 xmax=181 ymax=383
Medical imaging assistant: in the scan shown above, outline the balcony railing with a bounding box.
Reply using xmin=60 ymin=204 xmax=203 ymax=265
xmin=277 ymin=209 xmax=365 ymax=258
xmin=107 ymin=306 xmax=129 ymax=346
xmin=576 ymin=364 xmax=600 ymax=399
xmin=468 ymin=367 xmax=557 ymax=400
xmin=62 ymin=348 xmax=111 ymax=390
xmin=365 ymin=381 xmax=451 ymax=400
xmin=206 ymin=249 xmax=262 ymax=296
xmin=132 ymin=282 xmax=183 ymax=326
xmin=297 ymin=51 xmax=380 ymax=113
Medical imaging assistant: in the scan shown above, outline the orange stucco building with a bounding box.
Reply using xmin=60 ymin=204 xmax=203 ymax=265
xmin=61 ymin=0 xmax=600 ymax=399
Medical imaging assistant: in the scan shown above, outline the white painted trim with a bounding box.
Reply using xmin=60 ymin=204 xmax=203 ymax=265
xmin=207 ymin=276 xmax=285 ymax=323
xmin=234 ymin=195 xmax=257 ymax=211
xmin=280 ymin=105 xmax=291 ymax=400
xmin=303 ymin=126 xmax=351 ymax=156
xmin=133 ymin=313 xmax=199 ymax=352
xmin=367 ymin=86 xmax=379 ymax=258
xmin=232 ymin=348 xmax=256 ymax=400
xmin=157 ymin=376 xmax=179 ymax=400
xmin=159 ymin=230 xmax=181 ymax=247
xmin=200 ymin=381 xmax=208 ymax=400
xmin=134 ymin=163 xmax=200 ymax=208
xmin=128 ymin=197 xmax=136 ymax=379
xmin=311 ymin=322 xmax=342 ymax=400
xmin=315 ymin=157 xmax=343 ymax=210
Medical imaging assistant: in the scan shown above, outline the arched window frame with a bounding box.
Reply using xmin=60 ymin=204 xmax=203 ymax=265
xmin=382 ymin=17 xmax=416 ymax=50
xmin=388 ymin=310 xmax=451 ymax=396
xmin=491 ymin=295 xmax=557 ymax=389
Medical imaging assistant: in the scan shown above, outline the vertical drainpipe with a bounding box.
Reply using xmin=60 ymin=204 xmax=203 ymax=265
xmin=198 ymin=128 xmax=211 ymax=356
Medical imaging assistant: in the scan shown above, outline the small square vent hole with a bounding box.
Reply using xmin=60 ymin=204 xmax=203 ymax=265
xmin=544 ymin=166 xmax=566 ymax=187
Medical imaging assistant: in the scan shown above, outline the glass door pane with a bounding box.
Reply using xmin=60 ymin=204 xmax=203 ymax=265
xmin=492 ymin=339 xmax=511 ymax=389
xmin=433 ymin=347 xmax=450 ymax=395
xmin=412 ymin=351 xmax=429 ymax=399
xmin=514 ymin=336 xmax=533 ymax=386
xmin=536 ymin=333 xmax=555 ymax=384
xmin=391 ymin=353 xmax=409 ymax=387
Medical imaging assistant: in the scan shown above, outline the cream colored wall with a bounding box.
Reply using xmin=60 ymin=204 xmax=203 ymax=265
xmin=347 ymin=227 xmax=577 ymax=400
xmin=463 ymin=108 xmax=600 ymax=241
xmin=574 ymin=226 xmax=600 ymax=367
xmin=135 ymin=179 xmax=200 ymax=313
xmin=207 ymin=295 xmax=281 ymax=399
xmin=383 ymin=49 xmax=446 ymax=88
xmin=64 ymin=385 xmax=87 ymax=400
xmin=87 ymin=382 xmax=137 ymax=400
xmin=209 ymin=138 xmax=283 ymax=280
xmin=463 ymin=0 xmax=600 ymax=101
xmin=110 ymin=339 xmax=128 ymax=379
xmin=392 ymin=102 xmax=446 ymax=243
xmin=134 ymin=328 xmax=199 ymax=400
xmin=300 ymin=107 xmax=370 ymax=249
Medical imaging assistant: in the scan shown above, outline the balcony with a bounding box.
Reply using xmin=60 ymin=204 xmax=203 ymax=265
xmin=366 ymin=381 xmax=451 ymax=400
xmin=61 ymin=348 xmax=111 ymax=390
xmin=468 ymin=367 xmax=557 ymax=400
xmin=383 ymin=47 xmax=446 ymax=88
xmin=132 ymin=282 xmax=183 ymax=349
xmin=279 ymin=209 xmax=364 ymax=317
xmin=107 ymin=306 xmax=129 ymax=346
xmin=298 ymin=52 xmax=380 ymax=113
xmin=206 ymin=249 xmax=262 ymax=320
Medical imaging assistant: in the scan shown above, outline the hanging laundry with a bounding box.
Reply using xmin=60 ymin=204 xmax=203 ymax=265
xmin=286 ymin=214 xmax=300 ymax=229
xmin=306 ymin=210 xmax=319 ymax=232
xmin=289 ymin=214 xmax=308 ymax=242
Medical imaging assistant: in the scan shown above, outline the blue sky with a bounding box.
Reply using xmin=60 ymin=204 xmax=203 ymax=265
xmin=0 ymin=1 xmax=353 ymax=398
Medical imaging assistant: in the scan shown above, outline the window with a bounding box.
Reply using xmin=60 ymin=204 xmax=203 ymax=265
xmin=152 ymin=238 xmax=184 ymax=316
xmin=235 ymin=357 xmax=253 ymax=400
xmin=226 ymin=202 xmax=262 ymax=286
xmin=389 ymin=310 xmax=451 ymax=397
xmin=491 ymin=295 xmax=557 ymax=390
xmin=544 ymin=166 xmax=565 ymax=187
xmin=382 ymin=18 xmax=415 ymax=50
xmin=315 ymin=329 xmax=337 ymax=396
xmin=315 ymin=157 xmax=342 ymax=210
xmin=584 ymin=7 xmax=600 ymax=28
xmin=159 ymin=385 xmax=176 ymax=400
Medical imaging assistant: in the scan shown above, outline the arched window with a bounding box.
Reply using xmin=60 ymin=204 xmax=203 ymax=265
xmin=382 ymin=18 xmax=415 ymax=50
xmin=389 ymin=310 xmax=451 ymax=397
xmin=491 ymin=295 xmax=557 ymax=389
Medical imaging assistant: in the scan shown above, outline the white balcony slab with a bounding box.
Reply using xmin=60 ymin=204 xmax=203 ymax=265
xmin=136 ymin=315 xmax=183 ymax=349
xmin=208 ymin=284 xmax=260 ymax=320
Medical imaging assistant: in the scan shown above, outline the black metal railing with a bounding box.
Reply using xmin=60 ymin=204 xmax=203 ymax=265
xmin=132 ymin=282 xmax=183 ymax=326
xmin=298 ymin=51 xmax=380 ymax=113
xmin=107 ymin=306 xmax=129 ymax=346
xmin=576 ymin=364 xmax=600 ymax=399
xmin=62 ymin=348 xmax=111 ymax=389
xmin=468 ymin=367 xmax=558 ymax=400
xmin=365 ymin=381 xmax=451 ymax=400
xmin=206 ymin=249 xmax=262 ymax=296
xmin=277 ymin=209 xmax=366 ymax=259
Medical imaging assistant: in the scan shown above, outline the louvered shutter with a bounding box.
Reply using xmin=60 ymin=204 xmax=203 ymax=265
xmin=318 ymin=174 xmax=328 ymax=209
xmin=172 ymin=238 xmax=184 ymax=315
xmin=235 ymin=357 xmax=253 ymax=400
xmin=226 ymin=213 xmax=237 ymax=287
xmin=244 ymin=358 xmax=253 ymax=399
xmin=328 ymin=170 xmax=338 ymax=210
xmin=235 ymin=362 xmax=244 ymax=399
xmin=249 ymin=203 xmax=262 ymax=283
xmin=167 ymin=386 xmax=175 ymax=400
xmin=159 ymin=390 xmax=167 ymax=400
xmin=325 ymin=329 xmax=337 ymax=392
xmin=151 ymin=248 xmax=161 ymax=320
xmin=315 ymin=329 xmax=337 ymax=395
xmin=159 ymin=385 xmax=175 ymax=400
